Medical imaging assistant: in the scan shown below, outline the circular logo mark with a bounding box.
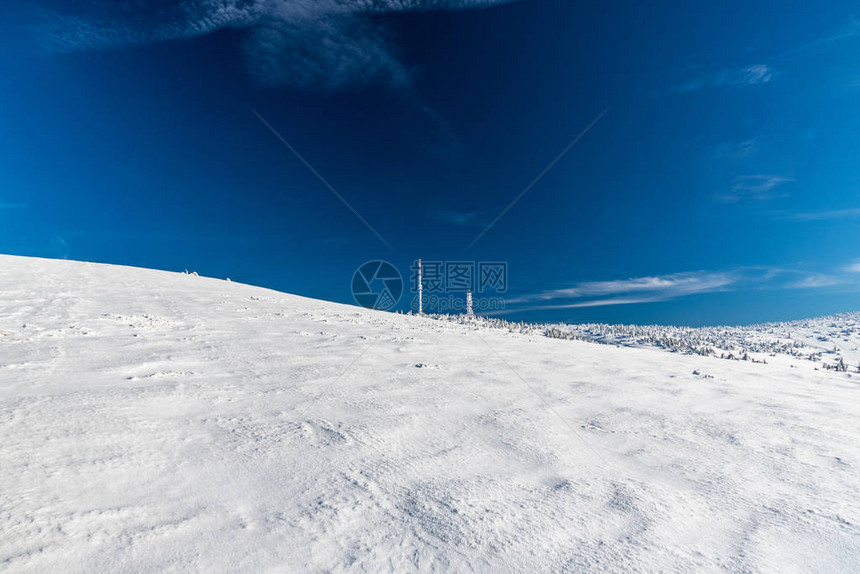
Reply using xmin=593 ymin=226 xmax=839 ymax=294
xmin=351 ymin=260 xmax=403 ymax=310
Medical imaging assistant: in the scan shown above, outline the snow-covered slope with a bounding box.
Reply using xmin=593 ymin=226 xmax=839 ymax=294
xmin=1 ymin=255 xmax=858 ymax=573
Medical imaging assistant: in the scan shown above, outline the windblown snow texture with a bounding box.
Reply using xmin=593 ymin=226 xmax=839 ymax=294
xmin=0 ymin=255 xmax=858 ymax=572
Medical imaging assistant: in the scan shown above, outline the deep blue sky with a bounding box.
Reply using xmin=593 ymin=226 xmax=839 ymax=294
xmin=1 ymin=0 xmax=859 ymax=325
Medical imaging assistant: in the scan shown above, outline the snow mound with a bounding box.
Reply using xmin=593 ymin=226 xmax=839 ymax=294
xmin=1 ymin=255 xmax=858 ymax=572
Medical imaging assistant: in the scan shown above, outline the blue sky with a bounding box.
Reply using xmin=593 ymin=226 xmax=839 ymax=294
xmin=1 ymin=0 xmax=859 ymax=325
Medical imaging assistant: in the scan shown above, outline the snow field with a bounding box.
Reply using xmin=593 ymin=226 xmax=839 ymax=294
xmin=1 ymin=255 xmax=858 ymax=572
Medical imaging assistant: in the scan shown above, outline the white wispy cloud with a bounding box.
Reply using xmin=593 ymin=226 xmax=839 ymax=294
xmin=790 ymin=274 xmax=845 ymax=289
xmin=844 ymin=260 xmax=860 ymax=273
xmin=666 ymin=64 xmax=774 ymax=95
xmin=497 ymin=262 xmax=859 ymax=314
xmin=736 ymin=64 xmax=773 ymax=85
xmin=31 ymin=0 xmax=515 ymax=89
xmin=790 ymin=207 xmax=860 ymax=221
xmin=505 ymin=271 xmax=738 ymax=308
xmin=489 ymin=295 xmax=687 ymax=314
xmin=720 ymin=175 xmax=794 ymax=202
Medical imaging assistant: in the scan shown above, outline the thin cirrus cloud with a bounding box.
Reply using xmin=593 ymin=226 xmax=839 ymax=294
xmin=496 ymin=263 xmax=858 ymax=314
xmin=720 ymin=175 xmax=794 ymax=202
xmin=30 ymin=0 xmax=516 ymax=89
xmin=504 ymin=270 xmax=739 ymax=309
xmin=664 ymin=64 xmax=774 ymax=95
xmin=790 ymin=274 xmax=845 ymax=289
xmin=790 ymin=207 xmax=860 ymax=221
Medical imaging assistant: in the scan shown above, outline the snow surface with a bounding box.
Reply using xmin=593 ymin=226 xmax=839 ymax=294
xmin=1 ymin=254 xmax=858 ymax=572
